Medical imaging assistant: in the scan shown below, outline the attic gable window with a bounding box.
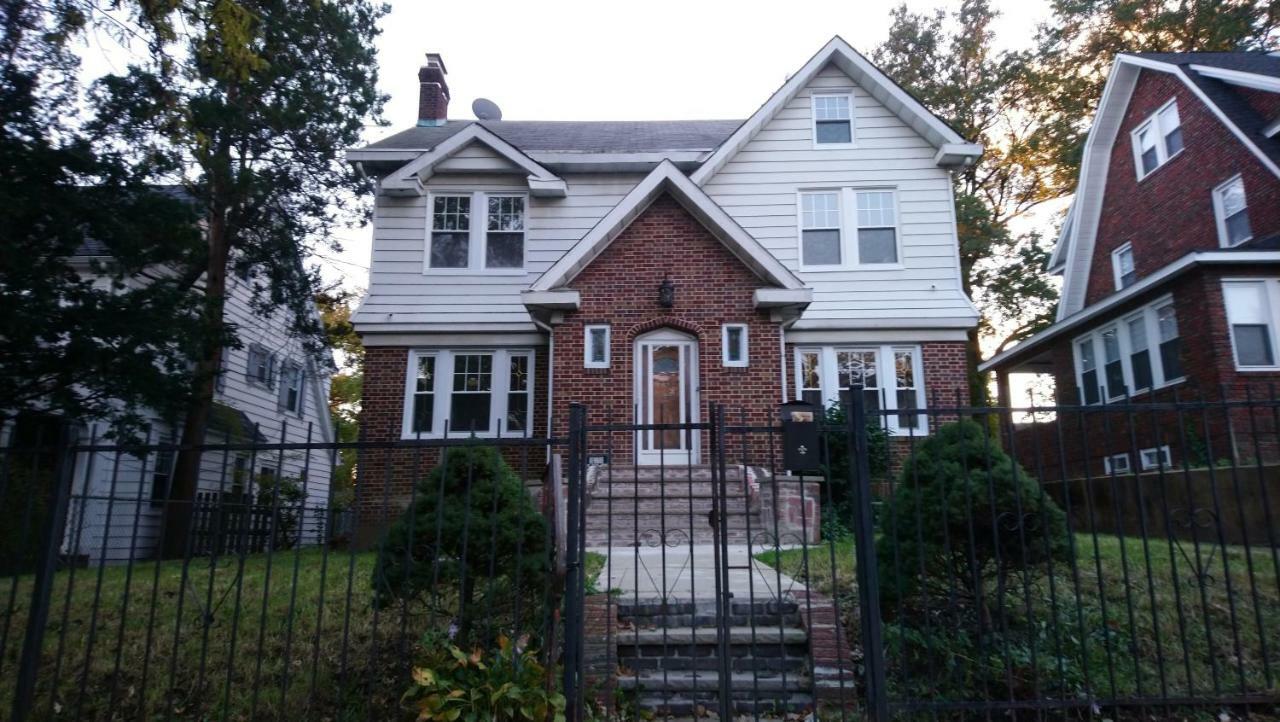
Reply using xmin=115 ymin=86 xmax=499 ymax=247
xmin=1213 ymin=175 xmax=1252 ymax=247
xmin=812 ymin=93 xmax=854 ymax=146
xmin=426 ymin=191 xmax=526 ymax=273
xmin=1131 ymin=100 xmax=1183 ymax=179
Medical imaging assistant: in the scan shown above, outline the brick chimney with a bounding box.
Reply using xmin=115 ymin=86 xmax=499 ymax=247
xmin=417 ymin=53 xmax=449 ymax=127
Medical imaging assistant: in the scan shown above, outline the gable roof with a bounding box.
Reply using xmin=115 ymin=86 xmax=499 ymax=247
xmin=378 ymin=123 xmax=566 ymax=196
xmin=528 ymin=160 xmax=806 ymax=293
xmin=361 ymin=119 xmax=742 ymax=154
xmin=690 ymin=35 xmax=982 ymax=185
xmin=1053 ymin=52 xmax=1280 ymax=320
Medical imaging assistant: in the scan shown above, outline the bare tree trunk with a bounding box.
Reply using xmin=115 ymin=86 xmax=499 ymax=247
xmin=161 ymin=195 xmax=230 ymax=558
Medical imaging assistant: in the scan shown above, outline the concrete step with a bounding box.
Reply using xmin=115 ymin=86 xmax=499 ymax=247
xmin=614 ymin=626 xmax=807 ymax=646
xmin=594 ymin=465 xmax=747 ymax=483
xmin=617 ymin=670 xmax=810 ymax=693
xmin=619 ymin=651 xmax=808 ymax=674
xmin=585 ymin=497 xmax=752 ymax=516
xmin=590 ymin=481 xmax=749 ymax=498
xmin=634 ymin=693 xmax=815 ymax=716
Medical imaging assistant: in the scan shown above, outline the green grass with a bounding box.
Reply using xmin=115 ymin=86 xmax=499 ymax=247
xmin=1 ymin=547 xmax=564 ymax=721
xmin=758 ymin=534 xmax=1280 ymax=709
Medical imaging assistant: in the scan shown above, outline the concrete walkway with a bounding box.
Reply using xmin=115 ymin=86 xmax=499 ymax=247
xmin=587 ymin=543 xmax=808 ymax=600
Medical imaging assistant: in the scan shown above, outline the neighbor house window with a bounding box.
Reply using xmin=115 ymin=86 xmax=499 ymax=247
xmin=278 ymin=362 xmax=304 ymax=415
xmin=812 ymin=93 xmax=854 ymax=145
xmin=1101 ymin=327 xmax=1126 ymax=400
xmin=797 ymin=345 xmax=926 ymax=434
xmin=1126 ymin=313 xmax=1153 ymax=392
xmin=1112 ymin=243 xmax=1136 ymax=290
xmin=402 ymin=349 xmax=535 ymax=438
xmin=1213 ymin=176 xmax=1252 ymax=247
xmin=1223 ymin=280 xmax=1277 ymax=368
xmin=1132 ymin=100 xmax=1183 ymax=179
xmin=246 ymin=345 xmax=274 ymax=387
xmin=1104 ymin=453 xmax=1131 ymax=475
xmin=1075 ymin=297 xmax=1184 ymax=404
xmin=584 ymin=325 xmax=610 ymax=368
xmin=1077 ymin=338 xmax=1100 ymax=405
xmin=151 ymin=434 xmax=176 ymax=503
xmin=800 ymin=191 xmax=842 ymax=267
xmin=427 ymin=192 xmax=527 ymax=271
xmin=855 ymin=191 xmax=898 ymax=264
xmin=722 ymin=324 xmax=748 ymax=367
xmin=1156 ymin=302 xmax=1184 ymax=381
xmin=1139 ymin=446 xmax=1172 ymax=471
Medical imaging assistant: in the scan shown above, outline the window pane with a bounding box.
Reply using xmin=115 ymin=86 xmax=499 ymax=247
xmin=430 ymin=232 xmax=469 ymax=268
xmin=1159 ymin=104 xmax=1182 ymax=155
xmin=801 ymin=193 xmax=840 ymax=228
xmin=485 ymin=232 xmax=523 ymax=267
xmin=588 ymin=328 xmax=607 ymax=364
xmin=1164 ymin=126 xmax=1184 ymax=156
xmin=1156 ymin=304 xmax=1178 ymax=341
xmin=1077 ymin=339 xmax=1096 ymax=370
xmin=1105 ymin=360 xmax=1126 ymax=399
xmin=802 ymin=229 xmax=842 ymax=265
xmin=858 ymin=228 xmax=897 ymax=264
xmin=816 ymin=120 xmax=852 ymax=144
xmin=1101 ymin=329 xmax=1121 ymax=363
xmin=856 ymin=192 xmax=895 ymax=227
xmin=1159 ymin=339 xmax=1184 ymax=380
xmin=509 ymin=354 xmax=529 ymax=392
xmin=412 ymin=395 xmax=434 ymax=433
xmin=487 ymin=196 xmax=524 ymax=231
xmin=433 ymin=196 xmax=471 ymax=230
xmin=896 ymin=389 xmax=920 ymax=430
xmin=1226 ymin=211 xmax=1252 ymax=245
xmin=1082 ymin=369 xmax=1100 ymax=405
xmin=893 ymin=351 xmax=914 ymax=388
xmin=450 ymin=393 xmax=491 ymax=433
xmin=726 ymin=327 xmax=744 ymax=362
xmin=506 ymin=393 xmax=528 ymax=432
xmin=1131 ymin=349 xmax=1153 ymax=390
xmin=452 ymin=354 xmax=493 ymax=392
xmin=1141 ymin=147 xmax=1159 ymax=175
xmin=1219 ymin=179 xmax=1247 ymax=217
xmin=799 ymin=351 xmax=821 ymax=397
xmin=801 ymin=390 xmax=823 ymax=407
xmin=837 ymin=350 xmax=878 ymax=390
xmin=1233 ymin=324 xmax=1275 ymax=366
xmin=416 ymin=356 xmax=435 ymax=392
xmin=1119 ymin=270 xmax=1136 ymax=289
xmin=814 ymin=95 xmax=851 ymax=120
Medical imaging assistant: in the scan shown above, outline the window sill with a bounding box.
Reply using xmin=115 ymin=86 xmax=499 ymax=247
xmin=811 ymin=142 xmax=857 ymax=150
xmin=1234 ymin=366 xmax=1280 ymax=373
xmin=1220 ymin=236 xmax=1254 ymax=249
xmin=422 ymin=268 xmax=528 ymax=277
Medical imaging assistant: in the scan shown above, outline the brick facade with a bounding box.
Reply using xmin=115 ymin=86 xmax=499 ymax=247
xmin=1084 ymin=70 xmax=1280 ymax=308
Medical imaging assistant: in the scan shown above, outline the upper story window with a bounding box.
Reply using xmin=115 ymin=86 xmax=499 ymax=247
xmin=1112 ymin=243 xmax=1136 ymax=290
xmin=798 ymin=189 xmax=900 ymax=270
xmin=246 ymin=345 xmax=275 ymax=388
xmin=278 ymin=362 xmax=304 ymax=416
xmin=1074 ymin=297 xmax=1184 ymax=404
xmin=722 ymin=324 xmax=748 ymax=367
xmin=427 ymin=191 xmax=526 ymax=272
xmin=812 ymin=93 xmax=854 ymax=146
xmin=794 ymin=345 xmax=925 ymax=434
xmin=1213 ymin=175 xmax=1252 ymax=247
xmin=584 ymin=325 xmax=610 ymax=368
xmin=1223 ymin=280 xmax=1277 ymax=369
xmin=1131 ymin=100 xmax=1183 ymax=179
xmin=402 ymin=349 xmax=534 ymax=438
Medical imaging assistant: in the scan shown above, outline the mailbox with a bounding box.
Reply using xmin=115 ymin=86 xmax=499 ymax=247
xmin=779 ymin=400 xmax=821 ymax=472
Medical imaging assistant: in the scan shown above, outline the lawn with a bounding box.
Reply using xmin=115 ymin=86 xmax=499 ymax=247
xmin=757 ymin=534 xmax=1280 ymax=712
xmin=1 ymin=547 xmax=585 ymax=721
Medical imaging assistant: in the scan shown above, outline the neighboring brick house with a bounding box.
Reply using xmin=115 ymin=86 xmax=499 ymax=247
xmin=983 ymin=51 xmax=1280 ymax=476
xmin=348 ymin=38 xmax=981 ymax=535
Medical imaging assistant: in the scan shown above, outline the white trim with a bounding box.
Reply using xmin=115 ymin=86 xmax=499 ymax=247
xmin=1222 ymin=278 xmax=1280 ymax=371
xmin=1068 ymin=295 xmax=1183 ymax=404
xmin=362 ymin=331 xmax=548 ymax=346
xmin=754 ymin=288 xmax=813 ymax=308
xmin=1264 ymin=116 xmax=1280 ymax=138
xmin=1188 ymin=64 xmax=1280 ymax=93
xmin=1212 ymin=174 xmax=1253 ymax=247
xmin=980 ymin=250 xmax=1280 ymax=373
xmin=400 ymin=348 xmax=536 ymax=439
xmin=1111 ymin=242 xmax=1135 ymax=290
xmin=584 ymin=325 xmax=611 ymax=368
xmin=722 ymin=324 xmax=749 ymax=367
xmin=634 ymin=329 xmax=700 ymax=465
xmin=1103 ymin=452 xmax=1131 ymax=475
xmin=811 ymin=91 xmax=856 ymax=149
xmin=691 ymin=35 xmax=979 ymax=185
xmin=792 ymin=344 xmax=927 ymax=436
xmin=530 ymin=159 xmax=806 ymax=292
xmin=787 ymin=328 xmax=970 ymax=343
xmin=1129 ymin=99 xmax=1183 ymax=181
xmin=424 ymin=190 xmax=528 ymax=274
xmin=1138 ymin=445 xmax=1172 ymax=471
xmin=795 ymin=187 xmax=903 ymax=270
xmin=379 ymin=124 xmax=565 ymax=197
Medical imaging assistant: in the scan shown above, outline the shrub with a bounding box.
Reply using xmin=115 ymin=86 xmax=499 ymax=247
xmin=371 ymin=446 xmax=548 ymax=642
xmin=877 ymin=419 xmax=1071 ymax=612
xmin=819 ymin=400 xmax=890 ymax=539
xmin=255 ymin=472 xmax=306 ymax=549
xmin=401 ymin=633 xmax=565 ymax=722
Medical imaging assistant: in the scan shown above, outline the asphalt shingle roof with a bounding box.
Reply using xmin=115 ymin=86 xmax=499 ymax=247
xmin=1130 ymin=51 xmax=1280 ymax=77
xmin=363 ymin=119 xmax=744 ymax=153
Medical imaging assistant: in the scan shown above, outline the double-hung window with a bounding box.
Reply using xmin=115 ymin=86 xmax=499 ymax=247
xmin=1223 ymin=280 xmax=1277 ymax=368
xmin=402 ymin=349 xmax=535 ymax=438
xmin=1112 ymin=243 xmax=1136 ymax=290
xmin=247 ymin=345 xmax=275 ymax=387
xmin=1132 ymin=100 xmax=1183 ymax=179
xmin=151 ymin=432 xmax=176 ymax=504
xmin=812 ymin=93 xmax=854 ymax=146
xmin=796 ymin=345 xmax=926 ymax=434
xmin=427 ymin=191 xmax=526 ymax=271
xmin=278 ymin=362 xmax=304 ymax=416
xmin=1075 ymin=297 xmax=1184 ymax=404
xmin=1213 ymin=176 xmax=1252 ymax=247
xmin=799 ymin=189 xmax=900 ymax=268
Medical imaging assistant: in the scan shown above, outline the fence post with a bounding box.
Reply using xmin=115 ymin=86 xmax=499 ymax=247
xmin=11 ymin=423 xmax=78 ymax=722
xmin=848 ymin=389 xmax=890 ymax=721
xmin=562 ymin=403 xmax=586 ymax=722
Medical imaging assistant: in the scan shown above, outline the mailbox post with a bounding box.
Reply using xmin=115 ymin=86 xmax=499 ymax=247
xmin=779 ymin=400 xmax=821 ymax=472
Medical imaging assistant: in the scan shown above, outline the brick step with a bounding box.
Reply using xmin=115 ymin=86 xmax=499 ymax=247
xmin=618 ymin=651 xmax=808 ymax=674
xmin=585 ymin=497 xmax=752 ymax=516
xmin=618 ymin=599 xmax=800 ymax=617
xmin=594 ymin=465 xmax=748 ymax=483
xmin=618 ymin=612 xmax=802 ymax=629
xmin=590 ymin=481 xmax=749 ymax=498
xmin=585 ymin=529 xmax=756 ymax=545
xmin=613 ymin=626 xmax=807 ymax=646
xmin=617 ymin=670 xmax=810 ymax=693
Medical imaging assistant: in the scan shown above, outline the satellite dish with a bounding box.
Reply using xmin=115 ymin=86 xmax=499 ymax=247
xmin=472 ymin=98 xmax=503 ymax=121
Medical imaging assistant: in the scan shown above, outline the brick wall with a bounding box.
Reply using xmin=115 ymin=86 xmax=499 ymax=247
xmin=550 ymin=194 xmax=785 ymax=462
xmin=1084 ymin=69 xmax=1280 ymax=307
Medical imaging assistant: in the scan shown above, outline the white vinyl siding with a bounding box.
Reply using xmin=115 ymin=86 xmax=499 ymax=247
xmin=702 ymin=65 xmax=975 ymax=328
xmin=401 ymin=349 xmax=535 ymax=438
xmin=1073 ymin=296 xmax=1184 ymax=404
xmin=1131 ymin=99 xmax=1184 ymax=180
xmin=1223 ymin=280 xmax=1280 ymax=370
xmin=793 ymin=345 xmax=926 ymax=435
xmin=1213 ymin=175 xmax=1252 ymax=247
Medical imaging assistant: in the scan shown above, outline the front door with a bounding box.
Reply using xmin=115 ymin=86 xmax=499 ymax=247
xmin=634 ymin=330 xmax=698 ymax=465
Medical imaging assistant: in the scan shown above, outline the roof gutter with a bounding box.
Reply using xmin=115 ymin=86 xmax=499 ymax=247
xmin=979 ymin=250 xmax=1280 ymax=373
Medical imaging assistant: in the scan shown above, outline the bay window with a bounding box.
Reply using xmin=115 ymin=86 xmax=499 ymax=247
xmin=795 ymin=345 xmax=926 ymax=434
xmin=427 ymin=191 xmax=526 ymax=271
xmin=402 ymin=349 xmax=535 ymax=437
xmin=1074 ymin=297 xmax=1184 ymax=405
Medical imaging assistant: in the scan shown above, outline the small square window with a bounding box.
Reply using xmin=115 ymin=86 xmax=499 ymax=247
xmin=1139 ymin=446 xmax=1172 ymax=471
xmin=812 ymin=94 xmax=853 ymax=146
xmin=722 ymin=324 xmax=748 ymax=367
xmin=1104 ymin=453 xmax=1131 ymax=475
xmin=584 ymin=325 xmax=610 ymax=368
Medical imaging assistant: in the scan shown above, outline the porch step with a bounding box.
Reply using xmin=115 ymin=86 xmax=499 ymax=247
xmin=584 ymin=465 xmax=764 ymax=547
xmin=591 ymin=481 xmax=747 ymax=498
xmin=585 ymin=498 xmax=752 ymax=516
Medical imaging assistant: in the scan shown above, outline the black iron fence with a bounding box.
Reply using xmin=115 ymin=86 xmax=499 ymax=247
xmin=2 ymin=393 xmax=1278 ymax=721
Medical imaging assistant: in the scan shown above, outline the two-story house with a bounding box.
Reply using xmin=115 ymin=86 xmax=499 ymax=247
xmin=983 ymin=51 xmax=1280 ymax=473
xmin=347 ymin=38 xmax=982 ymax=539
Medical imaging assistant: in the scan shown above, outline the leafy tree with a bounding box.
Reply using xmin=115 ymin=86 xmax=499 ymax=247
xmin=874 ymin=0 xmax=1061 ymax=402
xmin=0 ymin=1 xmax=209 ymax=438
xmin=1032 ymin=0 xmax=1280 ymax=196
xmin=372 ymin=446 xmax=549 ymax=644
xmin=317 ymin=287 xmax=363 ymax=506
xmin=90 ymin=0 xmax=386 ymax=554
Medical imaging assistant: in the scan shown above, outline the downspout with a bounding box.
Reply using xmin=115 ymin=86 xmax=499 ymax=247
xmin=532 ymin=317 xmax=555 ymax=463
xmin=779 ymin=316 xmax=799 ymax=402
